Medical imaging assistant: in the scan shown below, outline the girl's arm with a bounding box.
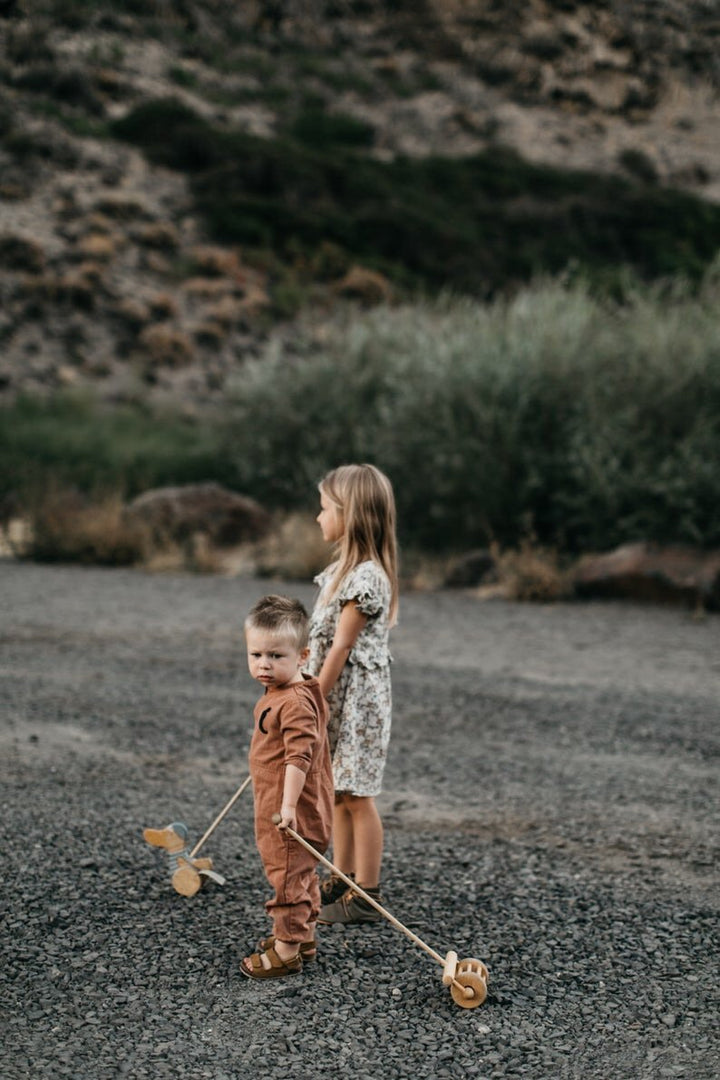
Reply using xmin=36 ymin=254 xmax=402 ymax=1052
xmin=317 ymin=600 xmax=368 ymax=698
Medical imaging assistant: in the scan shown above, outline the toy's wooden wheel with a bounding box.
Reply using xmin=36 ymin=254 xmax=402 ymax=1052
xmin=450 ymin=969 xmax=487 ymax=1009
xmin=172 ymin=863 xmax=201 ymax=897
xmin=459 ymin=956 xmax=489 ymax=984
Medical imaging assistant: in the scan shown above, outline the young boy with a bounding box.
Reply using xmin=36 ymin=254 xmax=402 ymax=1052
xmin=241 ymin=595 xmax=333 ymax=980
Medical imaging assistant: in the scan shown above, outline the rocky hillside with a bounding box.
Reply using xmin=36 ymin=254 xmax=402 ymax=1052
xmin=1 ymin=0 xmax=718 ymax=412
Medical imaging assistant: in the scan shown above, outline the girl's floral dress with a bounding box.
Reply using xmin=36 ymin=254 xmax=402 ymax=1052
xmin=308 ymin=560 xmax=392 ymax=797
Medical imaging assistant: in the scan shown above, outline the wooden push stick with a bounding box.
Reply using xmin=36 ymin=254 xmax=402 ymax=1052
xmin=271 ymin=814 xmax=451 ymax=967
xmin=189 ymin=774 xmax=252 ymax=858
xmin=271 ymin=814 xmax=486 ymax=1005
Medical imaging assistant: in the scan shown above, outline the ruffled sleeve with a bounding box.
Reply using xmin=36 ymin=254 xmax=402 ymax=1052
xmin=338 ymin=561 xmax=389 ymax=619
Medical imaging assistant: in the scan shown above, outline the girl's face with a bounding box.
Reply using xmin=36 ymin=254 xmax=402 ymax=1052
xmin=317 ymin=490 xmax=344 ymax=543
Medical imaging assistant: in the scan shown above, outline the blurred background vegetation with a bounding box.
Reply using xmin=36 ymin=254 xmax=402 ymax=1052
xmin=110 ymin=97 xmax=720 ymax=296
xmin=1 ymin=0 xmax=719 ymax=567
xmin=3 ymin=271 xmax=719 ymax=555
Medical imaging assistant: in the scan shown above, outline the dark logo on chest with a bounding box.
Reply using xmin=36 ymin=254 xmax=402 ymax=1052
xmin=258 ymin=707 xmax=272 ymax=734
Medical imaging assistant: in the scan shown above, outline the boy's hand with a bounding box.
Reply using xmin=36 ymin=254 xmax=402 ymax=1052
xmin=277 ymin=804 xmax=297 ymax=831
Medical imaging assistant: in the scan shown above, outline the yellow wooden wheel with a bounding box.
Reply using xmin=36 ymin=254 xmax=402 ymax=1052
xmin=172 ymin=862 xmax=202 ymax=897
xmin=450 ymin=968 xmax=487 ymax=1009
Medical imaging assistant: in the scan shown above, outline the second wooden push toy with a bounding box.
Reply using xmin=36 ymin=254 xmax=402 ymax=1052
xmin=144 ymin=775 xmax=252 ymax=896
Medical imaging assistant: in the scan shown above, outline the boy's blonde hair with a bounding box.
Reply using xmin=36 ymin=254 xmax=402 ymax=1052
xmin=244 ymin=595 xmax=309 ymax=650
xmin=319 ymin=463 xmax=399 ymax=626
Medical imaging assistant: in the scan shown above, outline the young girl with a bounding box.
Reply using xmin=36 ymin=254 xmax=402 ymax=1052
xmin=307 ymin=463 xmax=399 ymax=924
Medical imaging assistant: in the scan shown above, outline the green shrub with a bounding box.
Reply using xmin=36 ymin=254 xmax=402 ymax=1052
xmin=0 ymin=393 xmax=231 ymax=503
xmin=111 ymin=99 xmax=227 ymax=171
xmin=618 ymin=148 xmax=659 ymax=184
xmin=5 ymin=19 xmax=55 ymax=64
xmin=112 ymin=99 xmax=720 ymax=296
xmin=168 ymin=65 xmax=198 ymax=89
xmin=219 ymin=271 xmax=720 ymax=552
xmin=13 ymin=65 xmax=105 ymax=115
xmin=288 ymin=108 xmax=375 ymax=149
xmin=4 ymin=273 xmax=720 ymax=556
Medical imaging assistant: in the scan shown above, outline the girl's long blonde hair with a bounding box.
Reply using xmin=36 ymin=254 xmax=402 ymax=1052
xmin=319 ymin=463 xmax=399 ymax=626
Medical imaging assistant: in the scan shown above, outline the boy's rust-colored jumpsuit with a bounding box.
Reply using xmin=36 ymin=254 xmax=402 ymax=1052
xmin=249 ymin=673 xmax=333 ymax=943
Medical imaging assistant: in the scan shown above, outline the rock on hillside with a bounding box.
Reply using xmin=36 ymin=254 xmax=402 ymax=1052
xmin=0 ymin=0 xmax=718 ymax=409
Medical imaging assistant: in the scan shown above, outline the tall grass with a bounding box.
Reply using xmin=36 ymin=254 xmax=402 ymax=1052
xmin=0 ymin=393 xmax=232 ymax=501
xmin=220 ymin=269 xmax=720 ymax=552
xmin=2 ymin=272 xmax=719 ymax=555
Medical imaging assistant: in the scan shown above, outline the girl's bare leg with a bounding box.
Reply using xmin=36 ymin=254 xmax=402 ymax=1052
xmin=332 ymin=796 xmax=355 ymax=875
xmin=342 ymin=794 xmax=383 ymax=889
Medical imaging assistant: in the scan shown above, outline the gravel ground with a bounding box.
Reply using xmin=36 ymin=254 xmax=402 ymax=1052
xmin=1 ymin=562 xmax=718 ymax=1079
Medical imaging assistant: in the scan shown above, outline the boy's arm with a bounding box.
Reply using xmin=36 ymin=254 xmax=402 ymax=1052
xmin=317 ymin=600 xmax=368 ymax=698
xmin=276 ymin=688 xmax=324 ymax=831
xmin=277 ymin=763 xmax=306 ymax=831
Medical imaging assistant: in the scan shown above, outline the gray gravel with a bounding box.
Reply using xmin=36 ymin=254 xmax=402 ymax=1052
xmin=1 ymin=562 xmax=718 ymax=1079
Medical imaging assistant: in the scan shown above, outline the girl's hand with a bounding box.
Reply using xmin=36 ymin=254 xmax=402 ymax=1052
xmin=278 ymin=804 xmax=297 ymax=831
xmin=318 ymin=600 xmax=368 ymax=698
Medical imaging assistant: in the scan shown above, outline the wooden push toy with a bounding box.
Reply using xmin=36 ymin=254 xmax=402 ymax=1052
xmin=272 ymin=815 xmax=489 ymax=1009
xmin=144 ymin=775 xmax=252 ymax=896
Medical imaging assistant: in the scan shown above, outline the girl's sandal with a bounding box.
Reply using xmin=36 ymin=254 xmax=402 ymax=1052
xmin=257 ymin=935 xmax=317 ymax=963
xmin=240 ymin=945 xmax=303 ymax=980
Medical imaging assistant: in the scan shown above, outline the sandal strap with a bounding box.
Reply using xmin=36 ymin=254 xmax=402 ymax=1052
xmin=246 ymin=951 xmax=265 ymax=973
xmin=243 ymin=945 xmax=302 ymax=977
xmin=266 ymin=946 xmax=285 ymax=969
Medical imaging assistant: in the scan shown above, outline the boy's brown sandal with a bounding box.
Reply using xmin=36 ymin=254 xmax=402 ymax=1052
xmin=318 ymin=889 xmax=384 ymax=925
xmin=240 ymin=945 xmax=302 ymax=980
xmin=257 ymin=935 xmax=317 ymax=963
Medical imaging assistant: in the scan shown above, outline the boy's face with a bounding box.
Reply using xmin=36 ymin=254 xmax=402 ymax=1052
xmin=246 ymin=629 xmax=309 ymax=690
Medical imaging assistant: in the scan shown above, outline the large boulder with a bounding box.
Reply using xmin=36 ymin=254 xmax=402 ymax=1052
xmin=125 ymin=483 xmax=271 ymax=547
xmin=572 ymin=542 xmax=720 ymax=611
